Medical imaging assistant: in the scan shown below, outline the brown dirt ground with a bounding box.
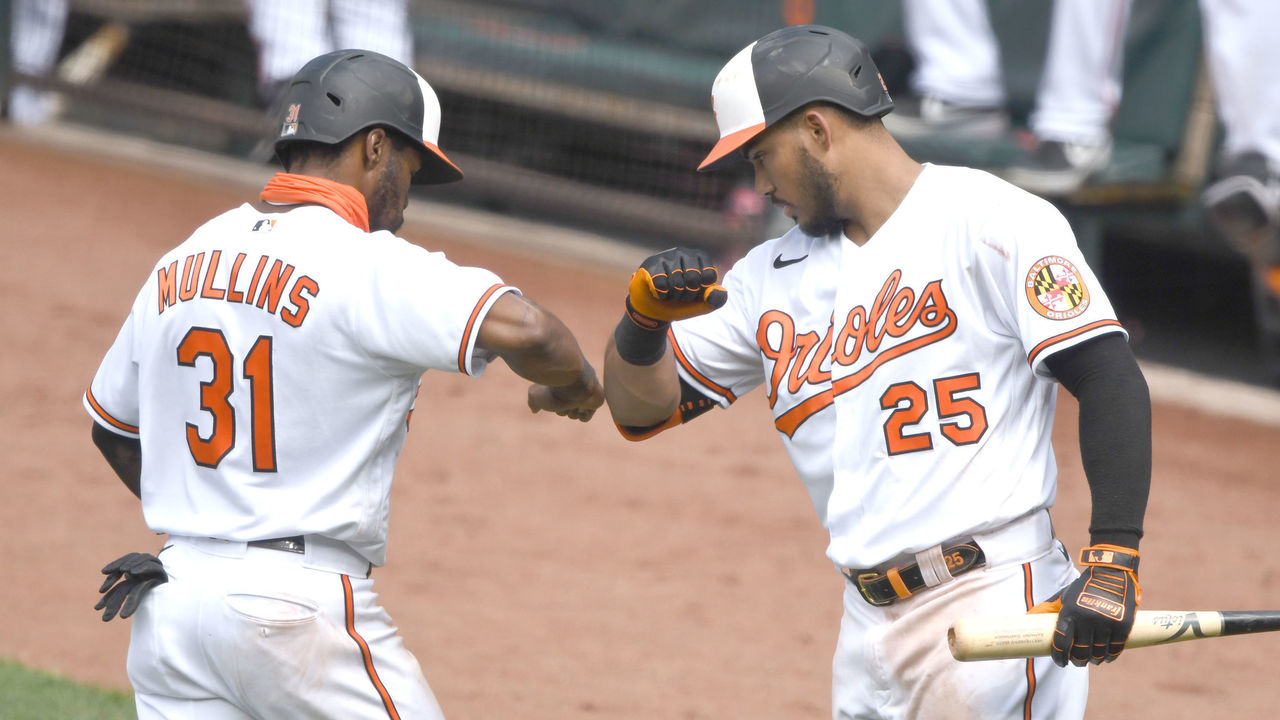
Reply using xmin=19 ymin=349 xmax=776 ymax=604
xmin=3 ymin=131 xmax=1280 ymax=719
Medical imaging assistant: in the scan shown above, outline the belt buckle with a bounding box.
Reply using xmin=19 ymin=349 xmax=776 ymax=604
xmin=854 ymin=571 xmax=895 ymax=607
xmin=249 ymin=536 xmax=305 ymax=554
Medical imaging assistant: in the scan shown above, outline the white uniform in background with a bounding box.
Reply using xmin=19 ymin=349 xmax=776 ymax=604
xmin=247 ymin=0 xmax=413 ymax=93
xmin=668 ymin=164 xmax=1123 ymax=718
xmin=903 ymin=0 xmax=1130 ymax=145
xmin=8 ymin=0 xmax=69 ymax=124
xmin=1199 ymin=0 xmax=1280 ymax=167
xmin=85 ymin=201 xmax=516 ymax=719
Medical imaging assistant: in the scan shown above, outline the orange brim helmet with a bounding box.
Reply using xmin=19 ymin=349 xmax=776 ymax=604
xmin=273 ymin=49 xmax=463 ymax=185
xmin=698 ymin=25 xmax=894 ymax=172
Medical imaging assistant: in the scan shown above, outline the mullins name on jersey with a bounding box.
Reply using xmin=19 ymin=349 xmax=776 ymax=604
xmin=156 ymin=250 xmax=319 ymax=328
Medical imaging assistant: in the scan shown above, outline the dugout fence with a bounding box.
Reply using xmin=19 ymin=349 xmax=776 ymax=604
xmin=8 ymin=0 xmax=897 ymax=252
xmin=0 ymin=1 xmax=1224 ymax=258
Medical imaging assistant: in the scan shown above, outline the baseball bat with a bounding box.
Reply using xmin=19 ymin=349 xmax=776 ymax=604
xmin=948 ymin=610 xmax=1280 ymax=661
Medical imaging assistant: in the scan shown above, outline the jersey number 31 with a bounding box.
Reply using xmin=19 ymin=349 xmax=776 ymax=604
xmin=177 ymin=327 xmax=277 ymax=472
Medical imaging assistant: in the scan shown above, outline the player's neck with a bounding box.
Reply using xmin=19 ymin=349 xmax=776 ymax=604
xmin=841 ymin=152 xmax=923 ymax=246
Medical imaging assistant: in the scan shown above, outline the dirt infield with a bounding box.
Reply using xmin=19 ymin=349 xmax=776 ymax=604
xmin=3 ymin=129 xmax=1280 ymax=719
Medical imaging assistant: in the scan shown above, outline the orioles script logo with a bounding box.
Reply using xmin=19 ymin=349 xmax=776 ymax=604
xmin=759 ymin=270 xmax=957 ymax=437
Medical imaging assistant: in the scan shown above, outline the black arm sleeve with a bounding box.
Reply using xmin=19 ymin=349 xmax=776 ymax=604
xmin=1043 ymin=332 xmax=1151 ymax=549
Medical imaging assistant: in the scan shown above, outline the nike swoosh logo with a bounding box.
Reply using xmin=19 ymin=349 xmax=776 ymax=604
xmin=773 ymin=253 xmax=808 ymax=269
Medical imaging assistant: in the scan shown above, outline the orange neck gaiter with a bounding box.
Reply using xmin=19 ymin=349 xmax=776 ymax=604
xmin=259 ymin=173 xmax=371 ymax=232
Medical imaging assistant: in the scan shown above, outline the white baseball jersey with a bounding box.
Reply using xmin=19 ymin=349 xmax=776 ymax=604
xmin=84 ymin=202 xmax=516 ymax=566
xmin=671 ymin=164 xmax=1124 ymax=569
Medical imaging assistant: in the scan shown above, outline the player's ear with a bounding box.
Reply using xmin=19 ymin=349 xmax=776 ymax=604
xmin=798 ymin=107 xmax=834 ymax=153
xmin=362 ymin=128 xmax=390 ymax=171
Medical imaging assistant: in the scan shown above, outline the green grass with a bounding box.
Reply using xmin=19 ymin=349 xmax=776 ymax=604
xmin=0 ymin=659 xmax=134 ymax=720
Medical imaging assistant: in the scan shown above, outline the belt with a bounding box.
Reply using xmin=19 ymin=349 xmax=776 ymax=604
xmin=175 ymin=535 xmax=372 ymax=578
xmin=247 ymin=536 xmax=306 ymax=554
xmin=843 ymin=540 xmax=986 ymax=607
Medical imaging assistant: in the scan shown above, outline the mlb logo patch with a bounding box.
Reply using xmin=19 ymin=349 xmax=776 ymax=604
xmin=252 ymin=219 xmax=276 ymax=232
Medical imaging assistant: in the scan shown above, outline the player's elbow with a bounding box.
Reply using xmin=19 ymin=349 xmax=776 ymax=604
xmin=477 ymin=294 xmax=564 ymax=358
xmin=503 ymin=303 xmax=564 ymax=356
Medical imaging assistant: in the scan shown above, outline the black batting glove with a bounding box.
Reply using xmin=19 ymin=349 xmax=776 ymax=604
xmin=1030 ymin=544 xmax=1141 ymax=667
xmin=96 ymin=551 xmax=168 ymax=622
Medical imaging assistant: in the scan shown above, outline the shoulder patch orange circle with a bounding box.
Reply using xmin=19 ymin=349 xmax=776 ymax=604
xmin=1025 ymin=256 xmax=1091 ymax=320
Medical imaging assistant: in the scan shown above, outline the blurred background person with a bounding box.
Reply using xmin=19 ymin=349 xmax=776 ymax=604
xmin=1199 ymin=0 xmax=1280 ymax=257
xmin=247 ymin=0 xmax=413 ymax=106
xmin=1198 ymin=0 xmax=1280 ymax=381
xmin=7 ymin=0 xmax=70 ymax=125
xmin=883 ymin=0 xmax=1131 ymax=197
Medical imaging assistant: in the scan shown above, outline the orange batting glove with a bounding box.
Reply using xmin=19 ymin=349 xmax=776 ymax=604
xmin=624 ymin=247 xmax=728 ymax=329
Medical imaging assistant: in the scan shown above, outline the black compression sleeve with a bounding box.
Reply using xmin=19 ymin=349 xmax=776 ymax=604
xmin=1043 ymin=332 xmax=1151 ymax=549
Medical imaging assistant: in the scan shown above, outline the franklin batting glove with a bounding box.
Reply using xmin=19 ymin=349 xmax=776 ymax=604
xmin=1030 ymin=544 xmax=1141 ymax=667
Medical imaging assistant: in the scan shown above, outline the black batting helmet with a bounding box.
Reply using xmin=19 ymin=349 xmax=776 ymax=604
xmin=274 ymin=49 xmax=463 ymax=185
xmin=699 ymin=25 xmax=894 ymax=171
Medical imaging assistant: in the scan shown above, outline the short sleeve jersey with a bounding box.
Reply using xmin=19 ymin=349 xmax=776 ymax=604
xmin=670 ymin=165 xmax=1124 ymax=569
xmin=84 ymin=204 xmax=516 ymax=566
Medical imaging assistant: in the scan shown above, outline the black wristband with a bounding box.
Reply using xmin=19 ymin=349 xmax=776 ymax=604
xmin=613 ymin=313 xmax=670 ymax=365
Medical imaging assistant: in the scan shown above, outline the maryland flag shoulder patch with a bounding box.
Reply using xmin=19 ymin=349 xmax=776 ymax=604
xmin=1025 ymin=256 xmax=1091 ymax=320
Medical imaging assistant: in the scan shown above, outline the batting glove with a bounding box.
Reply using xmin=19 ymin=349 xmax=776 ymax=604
xmin=96 ymin=551 xmax=168 ymax=622
xmin=1029 ymin=544 xmax=1141 ymax=666
xmin=625 ymin=247 xmax=728 ymax=328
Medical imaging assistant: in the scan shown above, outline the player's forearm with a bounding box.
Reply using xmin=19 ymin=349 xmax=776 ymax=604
xmin=91 ymin=422 xmax=142 ymax=499
xmin=497 ymin=314 xmax=592 ymax=389
xmin=494 ymin=302 xmax=596 ymax=391
xmin=1046 ymin=334 xmax=1152 ymax=548
xmin=1076 ymin=358 xmax=1151 ymax=548
xmin=478 ymin=293 xmax=591 ymax=388
xmin=603 ymin=336 xmax=681 ymax=426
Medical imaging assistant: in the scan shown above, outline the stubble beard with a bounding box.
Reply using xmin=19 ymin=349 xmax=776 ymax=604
xmin=796 ymin=147 xmax=844 ymax=239
xmin=369 ymin=154 xmax=407 ymax=233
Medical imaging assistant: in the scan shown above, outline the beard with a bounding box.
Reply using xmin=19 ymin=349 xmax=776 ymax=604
xmin=795 ymin=147 xmax=844 ymax=238
xmin=368 ymin=154 xmax=407 ymax=232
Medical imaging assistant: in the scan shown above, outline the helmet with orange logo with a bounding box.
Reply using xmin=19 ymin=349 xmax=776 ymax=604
xmin=273 ymin=49 xmax=463 ymax=185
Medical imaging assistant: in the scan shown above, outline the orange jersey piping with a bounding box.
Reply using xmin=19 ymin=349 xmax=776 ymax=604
xmin=1022 ymin=562 xmax=1038 ymax=719
xmin=457 ymin=284 xmax=510 ymax=374
xmin=1026 ymin=320 xmax=1123 ymax=368
xmin=85 ymin=387 xmax=140 ymax=435
xmin=342 ymin=574 xmax=402 ymax=720
xmin=670 ymin=331 xmax=736 ymax=402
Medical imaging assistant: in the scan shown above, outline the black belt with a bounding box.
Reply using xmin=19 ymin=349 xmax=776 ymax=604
xmin=843 ymin=540 xmax=986 ymax=607
xmin=247 ymin=536 xmax=305 ymax=554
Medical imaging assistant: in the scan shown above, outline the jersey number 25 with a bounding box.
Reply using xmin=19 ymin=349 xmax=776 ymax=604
xmin=879 ymin=372 xmax=988 ymax=455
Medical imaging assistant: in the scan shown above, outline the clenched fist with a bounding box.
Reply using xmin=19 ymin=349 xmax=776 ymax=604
xmin=625 ymin=247 xmax=728 ymax=327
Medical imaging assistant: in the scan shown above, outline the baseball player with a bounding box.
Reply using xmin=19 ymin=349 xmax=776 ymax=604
xmin=86 ymin=50 xmax=603 ymax=720
xmin=603 ymin=26 xmax=1151 ymax=719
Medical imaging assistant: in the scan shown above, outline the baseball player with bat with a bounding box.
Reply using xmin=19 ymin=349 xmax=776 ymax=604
xmin=603 ymin=25 xmax=1151 ymax=719
xmin=85 ymin=50 xmax=603 ymax=719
